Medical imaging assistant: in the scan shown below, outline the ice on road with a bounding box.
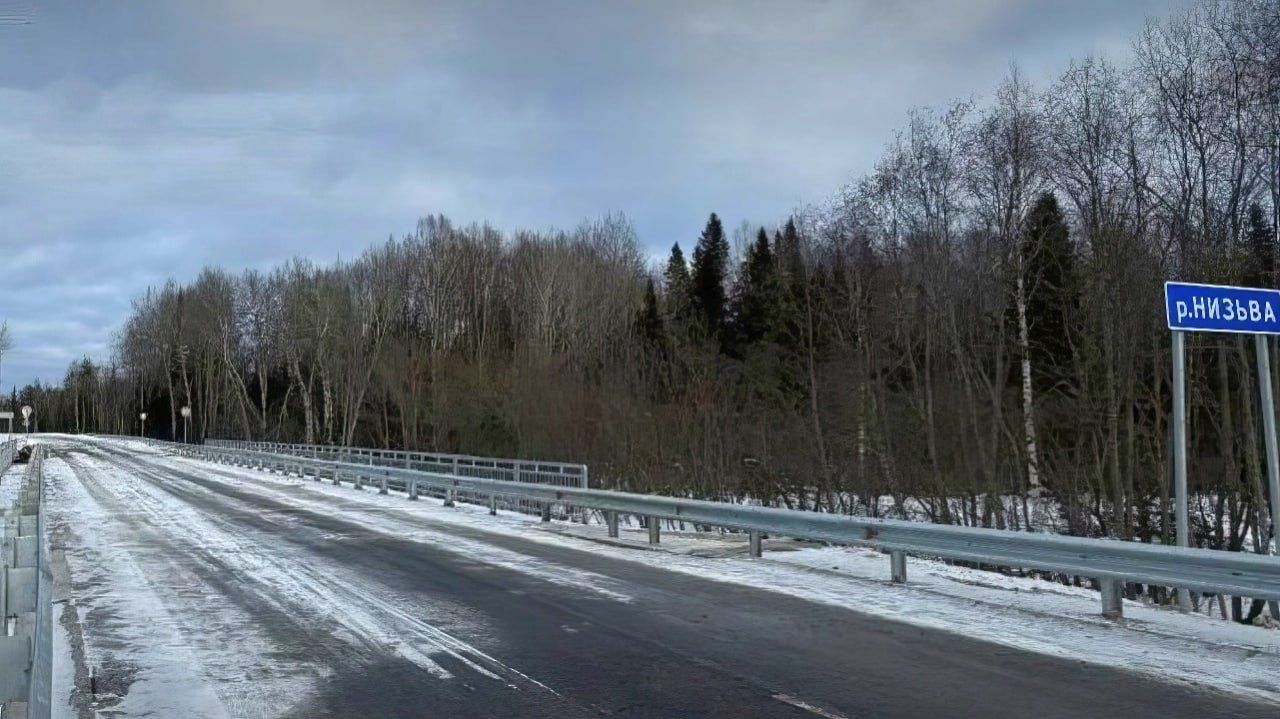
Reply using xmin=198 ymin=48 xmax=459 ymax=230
xmin=39 ymin=436 xmax=1280 ymax=718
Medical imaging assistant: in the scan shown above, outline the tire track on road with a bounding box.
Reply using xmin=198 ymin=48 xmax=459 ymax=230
xmin=59 ymin=443 xmax=588 ymax=718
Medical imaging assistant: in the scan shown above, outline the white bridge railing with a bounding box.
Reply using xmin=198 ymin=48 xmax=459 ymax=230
xmin=206 ymin=438 xmax=588 ymax=518
xmin=116 ymin=436 xmax=1280 ymax=621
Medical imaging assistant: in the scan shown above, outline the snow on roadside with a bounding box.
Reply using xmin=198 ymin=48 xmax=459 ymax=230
xmin=42 ymin=455 xmax=238 ymax=718
xmin=87 ymin=436 xmax=1280 ymax=706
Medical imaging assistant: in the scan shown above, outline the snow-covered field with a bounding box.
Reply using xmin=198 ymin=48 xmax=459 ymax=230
xmin=36 ymin=435 xmax=1280 ymax=716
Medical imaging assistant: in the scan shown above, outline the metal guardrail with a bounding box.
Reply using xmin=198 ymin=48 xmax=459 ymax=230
xmin=206 ymin=439 xmax=588 ymax=518
xmin=105 ymin=436 xmax=1280 ymax=619
xmin=1 ymin=443 xmax=51 ymax=719
xmin=207 ymin=439 xmax=588 ymax=488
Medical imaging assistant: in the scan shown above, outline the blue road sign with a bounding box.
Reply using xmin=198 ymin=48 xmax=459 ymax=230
xmin=1165 ymin=281 xmax=1280 ymax=334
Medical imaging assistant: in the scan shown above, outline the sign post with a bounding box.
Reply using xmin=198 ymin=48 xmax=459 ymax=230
xmin=1170 ymin=330 xmax=1190 ymax=612
xmin=1255 ymin=338 xmax=1280 ymax=558
xmin=1166 ymin=281 xmax=1280 ymax=612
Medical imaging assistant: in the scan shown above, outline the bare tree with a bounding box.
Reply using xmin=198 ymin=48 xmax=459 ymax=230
xmin=16 ymin=2 xmax=1280 ymax=590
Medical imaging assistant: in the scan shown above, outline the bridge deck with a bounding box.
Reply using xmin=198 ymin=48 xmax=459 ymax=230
xmin=39 ymin=437 xmax=1280 ymax=718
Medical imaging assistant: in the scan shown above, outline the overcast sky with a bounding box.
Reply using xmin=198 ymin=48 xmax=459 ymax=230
xmin=0 ymin=0 xmax=1182 ymax=389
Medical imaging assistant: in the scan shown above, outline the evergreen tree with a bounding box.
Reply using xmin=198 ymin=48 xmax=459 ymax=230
xmin=729 ymin=228 xmax=781 ymax=355
xmin=1019 ymin=192 xmax=1079 ymax=396
xmin=776 ymin=218 xmax=804 ymax=281
xmin=690 ymin=213 xmax=731 ymax=340
xmin=1245 ymin=202 xmax=1275 ymax=286
xmin=773 ymin=218 xmax=806 ymax=353
xmin=635 ymin=277 xmax=665 ymax=350
xmin=663 ymin=242 xmax=693 ymax=336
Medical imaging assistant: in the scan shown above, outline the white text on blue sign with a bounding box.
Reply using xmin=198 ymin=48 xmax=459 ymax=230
xmin=1165 ymin=282 xmax=1280 ymax=334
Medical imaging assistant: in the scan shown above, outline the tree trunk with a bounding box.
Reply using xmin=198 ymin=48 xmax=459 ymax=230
xmin=1015 ymin=273 xmax=1042 ymax=496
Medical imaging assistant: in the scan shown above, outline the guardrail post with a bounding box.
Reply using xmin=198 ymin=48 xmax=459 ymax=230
xmin=648 ymin=517 xmax=660 ymax=544
xmin=749 ymin=530 xmax=763 ymax=558
xmin=1099 ymin=579 xmax=1123 ymax=619
xmin=606 ymin=511 xmax=619 ymax=538
xmin=488 ymin=494 xmax=497 ymax=516
xmin=890 ymin=550 xmax=907 ymax=583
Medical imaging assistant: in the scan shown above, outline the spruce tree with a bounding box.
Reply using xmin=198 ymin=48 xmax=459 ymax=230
xmin=776 ymin=218 xmax=804 ymax=281
xmin=1020 ymin=192 xmax=1079 ymax=396
xmin=635 ymin=277 xmax=665 ymax=350
xmin=729 ymin=228 xmax=780 ymax=355
xmin=1246 ymin=202 xmax=1274 ymax=286
xmin=690 ymin=213 xmax=730 ymax=340
xmin=773 ymin=218 xmax=806 ymax=354
xmin=663 ymin=243 xmax=693 ymax=336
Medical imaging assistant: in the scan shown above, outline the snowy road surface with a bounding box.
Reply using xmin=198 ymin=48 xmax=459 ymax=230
xmin=39 ymin=436 xmax=1280 ymax=718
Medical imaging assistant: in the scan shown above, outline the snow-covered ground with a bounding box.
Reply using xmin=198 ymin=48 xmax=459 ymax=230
xmin=38 ymin=435 xmax=1280 ymax=715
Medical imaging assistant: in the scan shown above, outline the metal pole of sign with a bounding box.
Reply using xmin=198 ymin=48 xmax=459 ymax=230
xmin=1171 ymin=330 xmax=1192 ymax=612
xmin=1255 ymin=335 xmax=1280 ymax=556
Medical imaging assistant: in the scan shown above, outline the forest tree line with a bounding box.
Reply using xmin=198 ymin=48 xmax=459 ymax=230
xmin=14 ymin=0 xmax=1280 ymax=551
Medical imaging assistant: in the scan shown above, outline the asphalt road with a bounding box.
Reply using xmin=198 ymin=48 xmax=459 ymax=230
xmin=45 ymin=440 xmax=1275 ymax=719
